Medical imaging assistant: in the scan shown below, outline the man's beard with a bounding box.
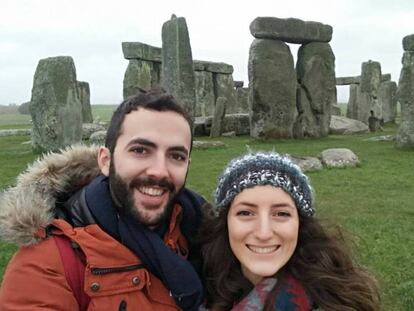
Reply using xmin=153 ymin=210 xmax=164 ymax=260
xmin=108 ymin=163 xmax=179 ymax=226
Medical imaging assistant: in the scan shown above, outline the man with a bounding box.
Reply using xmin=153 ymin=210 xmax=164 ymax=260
xmin=0 ymin=89 xmax=205 ymax=310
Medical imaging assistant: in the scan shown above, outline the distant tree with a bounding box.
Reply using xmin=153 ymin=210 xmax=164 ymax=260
xmin=18 ymin=101 xmax=31 ymax=115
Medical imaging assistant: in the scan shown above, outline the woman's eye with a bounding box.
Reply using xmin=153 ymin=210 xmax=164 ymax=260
xmin=236 ymin=210 xmax=252 ymax=216
xmin=275 ymin=211 xmax=291 ymax=217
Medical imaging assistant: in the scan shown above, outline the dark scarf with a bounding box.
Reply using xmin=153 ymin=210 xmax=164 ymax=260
xmin=84 ymin=176 xmax=204 ymax=311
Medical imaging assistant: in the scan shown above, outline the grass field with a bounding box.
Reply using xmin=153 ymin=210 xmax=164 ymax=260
xmin=0 ymin=108 xmax=413 ymax=310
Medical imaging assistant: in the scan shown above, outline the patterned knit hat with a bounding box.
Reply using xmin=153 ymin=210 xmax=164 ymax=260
xmin=214 ymin=151 xmax=315 ymax=216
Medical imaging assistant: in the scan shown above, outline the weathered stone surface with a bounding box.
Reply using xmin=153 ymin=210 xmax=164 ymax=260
xmin=288 ymin=155 xmax=323 ymax=172
xmin=235 ymin=87 xmax=249 ymax=113
xmin=337 ymin=74 xmax=390 ymax=85
xmin=123 ymin=59 xmax=161 ymax=99
xmin=354 ymin=60 xmax=382 ymax=123
xmin=193 ymin=60 xmax=234 ymax=74
xmin=0 ymin=129 xmax=31 ymax=137
xmin=194 ymin=71 xmax=215 ymax=117
xmin=215 ymin=73 xmax=238 ymax=114
xmin=30 ymin=56 xmax=82 ymax=153
xmin=162 ymin=16 xmax=196 ymax=117
xmin=250 ymin=17 xmax=332 ymax=44
xmin=402 ymin=34 xmax=414 ymax=51
xmin=346 ymin=84 xmax=358 ymax=119
xmin=122 ymin=42 xmax=162 ymax=62
xmin=210 ymin=97 xmax=227 ymax=137
xmin=77 ymin=81 xmax=93 ymax=123
xmin=193 ymin=140 xmax=227 ymax=149
xmin=196 ymin=113 xmax=250 ymax=136
xmin=381 ymin=73 xmax=391 ymax=82
xmin=320 ymin=148 xmax=360 ymax=168
xmin=364 ymin=135 xmax=395 ymax=142
xmin=336 ymin=76 xmax=361 ymax=85
xmin=331 ymin=104 xmax=341 ymax=116
xmin=82 ymin=123 xmax=106 ymax=140
xmin=329 ymin=115 xmax=369 ymax=135
xmin=234 ymin=81 xmax=244 ymax=88
xmin=249 ymin=39 xmax=296 ymax=139
xmin=396 ymin=51 xmax=414 ymax=148
xmin=294 ymin=42 xmax=336 ymax=138
xmin=379 ymin=81 xmax=397 ymax=123
xmin=89 ymin=130 xmax=107 ymax=145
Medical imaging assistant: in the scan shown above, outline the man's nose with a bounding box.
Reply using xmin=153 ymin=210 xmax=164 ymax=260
xmin=146 ymin=154 xmax=169 ymax=179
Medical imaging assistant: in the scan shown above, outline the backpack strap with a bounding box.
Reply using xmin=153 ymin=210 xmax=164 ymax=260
xmin=53 ymin=235 xmax=91 ymax=311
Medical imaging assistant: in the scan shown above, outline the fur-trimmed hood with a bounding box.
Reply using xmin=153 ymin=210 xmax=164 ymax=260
xmin=0 ymin=144 xmax=102 ymax=246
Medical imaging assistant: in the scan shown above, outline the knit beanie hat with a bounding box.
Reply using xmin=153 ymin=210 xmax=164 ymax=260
xmin=213 ymin=151 xmax=315 ymax=217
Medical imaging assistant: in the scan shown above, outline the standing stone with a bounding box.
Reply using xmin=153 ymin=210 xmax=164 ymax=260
xmin=294 ymin=42 xmax=336 ymax=138
xmin=161 ymin=15 xmax=196 ymax=117
xmin=249 ymin=39 xmax=296 ymax=139
xmin=77 ymin=81 xmax=93 ymax=123
xmin=396 ymin=40 xmax=414 ymax=148
xmin=235 ymin=87 xmax=249 ymax=113
xmin=210 ymin=97 xmax=227 ymax=137
xmin=215 ymin=73 xmax=238 ymax=114
xmin=194 ymin=70 xmax=215 ymax=116
xmin=30 ymin=56 xmax=82 ymax=153
xmin=123 ymin=59 xmax=161 ymax=99
xmin=360 ymin=60 xmax=382 ymax=122
xmin=346 ymin=84 xmax=359 ymax=119
xmin=379 ymin=81 xmax=397 ymax=123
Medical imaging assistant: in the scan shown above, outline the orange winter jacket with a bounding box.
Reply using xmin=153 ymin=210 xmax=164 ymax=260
xmin=0 ymin=218 xmax=181 ymax=311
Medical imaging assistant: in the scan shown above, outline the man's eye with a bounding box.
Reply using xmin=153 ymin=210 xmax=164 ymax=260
xmin=171 ymin=153 xmax=187 ymax=162
xmin=131 ymin=146 xmax=147 ymax=154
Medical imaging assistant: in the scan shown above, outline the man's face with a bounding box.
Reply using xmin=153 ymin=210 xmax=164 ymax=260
xmin=101 ymin=108 xmax=192 ymax=227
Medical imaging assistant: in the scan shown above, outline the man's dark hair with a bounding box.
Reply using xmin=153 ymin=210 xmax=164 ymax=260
xmin=105 ymin=88 xmax=193 ymax=153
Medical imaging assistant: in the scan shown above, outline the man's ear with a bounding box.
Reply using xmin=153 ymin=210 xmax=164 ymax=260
xmin=98 ymin=147 xmax=111 ymax=176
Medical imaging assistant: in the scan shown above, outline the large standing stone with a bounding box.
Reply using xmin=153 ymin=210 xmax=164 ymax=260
xmin=360 ymin=60 xmax=382 ymax=121
xmin=77 ymin=81 xmax=93 ymax=123
xmin=210 ymin=97 xmax=227 ymax=137
xmin=379 ymin=81 xmax=397 ymax=123
xmin=402 ymin=34 xmax=414 ymax=52
xmin=249 ymin=39 xmax=297 ymax=139
xmin=161 ymin=15 xmax=196 ymax=117
xmin=250 ymin=17 xmax=332 ymax=44
xmin=123 ymin=59 xmax=161 ymax=99
xmin=396 ymin=45 xmax=414 ymax=148
xmin=194 ymin=70 xmax=215 ymax=116
xmin=294 ymin=42 xmax=336 ymax=138
xmin=30 ymin=56 xmax=82 ymax=153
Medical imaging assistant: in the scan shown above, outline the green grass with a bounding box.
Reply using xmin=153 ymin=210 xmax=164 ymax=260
xmin=0 ymin=120 xmax=413 ymax=310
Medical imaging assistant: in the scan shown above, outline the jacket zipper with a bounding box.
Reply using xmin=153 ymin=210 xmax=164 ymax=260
xmin=91 ymin=263 xmax=145 ymax=275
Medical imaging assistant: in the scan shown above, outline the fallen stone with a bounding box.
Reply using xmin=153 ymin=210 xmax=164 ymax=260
xmin=320 ymin=148 xmax=360 ymax=168
xmin=329 ymin=115 xmax=369 ymax=135
xmin=89 ymin=130 xmax=107 ymax=145
xmin=0 ymin=129 xmax=32 ymax=137
xmin=288 ymin=155 xmax=323 ymax=172
xmin=193 ymin=140 xmax=227 ymax=149
xmin=82 ymin=123 xmax=106 ymax=140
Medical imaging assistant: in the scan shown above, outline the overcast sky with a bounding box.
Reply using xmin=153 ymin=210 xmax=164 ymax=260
xmin=1 ymin=0 xmax=414 ymax=105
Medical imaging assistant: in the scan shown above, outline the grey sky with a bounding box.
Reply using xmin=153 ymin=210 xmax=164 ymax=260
xmin=1 ymin=0 xmax=414 ymax=105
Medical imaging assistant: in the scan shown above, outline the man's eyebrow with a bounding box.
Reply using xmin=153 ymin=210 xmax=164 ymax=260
xmin=169 ymin=146 xmax=189 ymax=155
xmin=126 ymin=138 xmax=156 ymax=148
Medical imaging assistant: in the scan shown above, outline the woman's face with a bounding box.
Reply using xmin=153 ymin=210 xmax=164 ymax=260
xmin=227 ymin=185 xmax=299 ymax=285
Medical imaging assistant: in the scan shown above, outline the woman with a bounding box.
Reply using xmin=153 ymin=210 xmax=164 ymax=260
xmin=200 ymin=151 xmax=380 ymax=311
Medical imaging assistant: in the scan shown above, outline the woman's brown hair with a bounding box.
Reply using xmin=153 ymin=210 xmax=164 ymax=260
xmin=200 ymin=203 xmax=381 ymax=311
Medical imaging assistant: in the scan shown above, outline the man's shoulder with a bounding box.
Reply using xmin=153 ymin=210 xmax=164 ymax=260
xmin=178 ymin=188 xmax=206 ymax=208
